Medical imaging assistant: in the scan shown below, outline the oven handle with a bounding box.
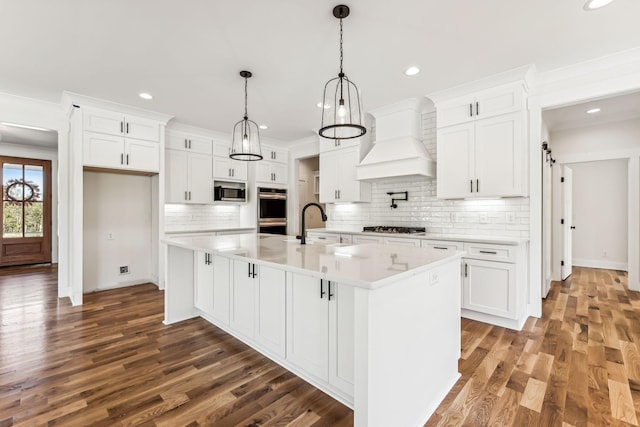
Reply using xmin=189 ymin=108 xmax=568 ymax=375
xmin=259 ymin=221 xmax=287 ymax=227
xmin=258 ymin=193 xmax=287 ymax=200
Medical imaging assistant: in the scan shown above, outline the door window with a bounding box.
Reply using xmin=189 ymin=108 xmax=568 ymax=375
xmin=3 ymin=163 xmax=45 ymax=238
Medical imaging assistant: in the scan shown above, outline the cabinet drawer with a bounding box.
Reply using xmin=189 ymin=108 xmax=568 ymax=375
xmin=352 ymin=235 xmax=383 ymax=244
xmin=383 ymin=237 xmax=421 ymax=247
xmin=463 ymin=242 xmax=515 ymax=262
xmin=421 ymin=240 xmax=463 ymax=252
xmin=307 ymin=233 xmax=340 ymax=244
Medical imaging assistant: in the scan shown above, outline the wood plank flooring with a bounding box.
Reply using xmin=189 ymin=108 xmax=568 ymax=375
xmin=1 ymin=265 xmax=639 ymax=426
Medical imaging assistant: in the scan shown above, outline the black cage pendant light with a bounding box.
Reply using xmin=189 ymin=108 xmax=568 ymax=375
xmin=230 ymin=70 xmax=263 ymax=161
xmin=318 ymin=5 xmax=366 ymax=140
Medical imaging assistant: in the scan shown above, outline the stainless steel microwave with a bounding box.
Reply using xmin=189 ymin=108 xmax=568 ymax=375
xmin=214 ymin=180 xmax=246 ymax=202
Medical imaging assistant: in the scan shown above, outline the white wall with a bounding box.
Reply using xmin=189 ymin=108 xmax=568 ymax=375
xmin=0 ymin=141 xmax=59 ymax=263
xmin=571 ymin=160 xmax=628 ymax=270
xmin=83 ymin=171 xmax=153 ymax=292
xmin=552 ymin=119 xmax=640 ymax=158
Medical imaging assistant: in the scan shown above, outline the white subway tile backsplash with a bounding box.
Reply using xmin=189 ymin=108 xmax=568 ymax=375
xmin=326 ymin=110 xmax=530 ymax=238
xmin=164 ymin=204 xmax=241 ymax=232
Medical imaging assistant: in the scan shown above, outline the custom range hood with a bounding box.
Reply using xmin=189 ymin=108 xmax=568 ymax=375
xmin=356 ymin=98 xmax=435 ymax=181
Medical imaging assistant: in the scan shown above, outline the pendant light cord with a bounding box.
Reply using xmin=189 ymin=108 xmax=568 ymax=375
xmin=339 ymin=18 xmax=344 ymax=75
xmin=244 ymin=77 xmax=249 ymax=120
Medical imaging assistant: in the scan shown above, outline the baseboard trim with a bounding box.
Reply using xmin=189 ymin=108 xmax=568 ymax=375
xmin=572 ymin=258 xmax=627 ymax=271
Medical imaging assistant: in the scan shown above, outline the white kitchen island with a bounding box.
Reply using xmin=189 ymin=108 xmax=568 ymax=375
xmin=163 ymin=233 xmax=464 ymax=427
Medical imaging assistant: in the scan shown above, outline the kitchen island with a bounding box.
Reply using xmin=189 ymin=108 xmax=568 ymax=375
xmin=163 ymin=233 xmax=464 ymax=427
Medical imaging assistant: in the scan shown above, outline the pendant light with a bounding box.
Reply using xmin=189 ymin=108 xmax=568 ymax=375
xmin=318 ymin=4 xmax=366 ymax=140
xmin=230 ymin=70 xmax=263 ymax=161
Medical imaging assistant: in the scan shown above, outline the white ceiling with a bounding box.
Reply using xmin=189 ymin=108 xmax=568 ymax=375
xmin=543 ymin=91 xmax=640 ymax=132
xmin=1 ymin=0 xmax=640 ymax=143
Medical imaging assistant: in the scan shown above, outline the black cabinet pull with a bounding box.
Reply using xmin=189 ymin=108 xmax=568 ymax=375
xmin=464 ymin=263 xmax=468 ymax=277
xmin=476 ymin=179 xmax=479 ymax=192
xmin=188 ymin=139 xmax=191 ymax=149
xmin=433 ymin=246 xmax=448 ymax=250
xmin=479 ymin=250 xmax=497 ymax=255
xmin=469 ymin=103 xmax=473 ymax=117
xmin=120 ymin=121 xmax=124 ymax=133
xmin=126 ymin=154 xmax=129 ymax=165
xmin=126 ymin=123 xmax=129 ymax=134
xmin=248 ymin=263 xmax=251 ymax=278
xmin=121 ymin=153 xmax=124 ymax=165
xmin=470 ymin=180 xmax=473 ymax=193
xmin=252 ymin=264 xmax=257 ymax=278
xmin=328 ymin=281 xmax=334 ymax=301
xmin=184 ymin=191 xmax=188 ymax=200
xmin=476 ymin=102 xmax=479 ymax=116
xmin=320 ymin=279 xmax=326 ymax=299
xmin=185 ymin=139 xmax=188 ymax=148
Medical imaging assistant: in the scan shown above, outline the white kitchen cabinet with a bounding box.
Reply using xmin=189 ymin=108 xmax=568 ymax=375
xmin=436 ymin=83 xmax=524 ymax=128
xmin=231 ymin=260 xmax=286 ymax=353
xmin=165 ymin=149 xmax=212 ymax=203
xmin=462 ymin=258 xmax=516 ymax=319
xmin=262 ymin=145 xmax=288 ymax=164
xmin=421 ymin=240 xmax=464 ymax=252
xmin=166 ymin=130 xmax=212 ymax=154
xmin=211 ymin=255 xmax=230 ymax=325
xmin=84 ymin=131 xmax=160 ymax=173
xmin=352 ymin=235 xmax=383 ymax=244
xmin=328 ymin=280 xmax=355 ymax=397
xmin=213 ymin=139 xmax=232 ymax=157
xmin=213 ymin=156 xmax=248 ymax=181
xmin=437 ymin=111 xmax=524 ymax=198
xmin=305 ymin=231 xmax=340 ymax=244
xmin=256 ymin=161 xmax=287 ymax=185
xmin=194 ymin=251 xmax=214 ymax=316
xmin=83 ymin=108 xmax=159 ymax=142
xmin=287 ymin=273 xmax=330 ymax=380
xmin=383 ymin=236 xmax=421 ymax=247
xmin=319 ymin=138 xmax=360 ymax=153
xmin=255 ymin=265 xmax=287 ymax=357
xmin=319 ymin=145 xmax=371 ymax=203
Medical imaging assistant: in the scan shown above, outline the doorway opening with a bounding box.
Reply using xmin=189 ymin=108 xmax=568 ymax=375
xmin=296 ymin=156 xmax=325 ymax=233
xmin=1 ymin=156 xmax=52 ymax=267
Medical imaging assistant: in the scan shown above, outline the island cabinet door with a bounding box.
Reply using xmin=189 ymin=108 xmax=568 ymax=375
xmin=462 ymin=258 xmax=516 ymax=319
xmin=211 ymin=255 xmax=230 ymax=326
xmin=286 ymin=273 xmax=329 ymax=381
xmin=231 ymin=260 xmax=257 ymax=340
xmin=328 ymin=281 xmax=355 ymax=397
xmin=255 ymin=266 xmax=286 ymax=358
xmin=194 ymin=251 xmax=214 ymax=316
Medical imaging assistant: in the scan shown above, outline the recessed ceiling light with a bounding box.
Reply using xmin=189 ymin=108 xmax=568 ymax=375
xmin=316 ymin=102 xmax=331 ymax=109
xmin=259 ymin=124 xmax=268 ymax=130
xmin=404 ymin=66 xmax=420 ymax=76
xmin=0 ymin=122 xmax=53 ymax=132
xmin=586 ymin=108 xmax=601 ymax=114
xmin=139 ymin=92 xmax=153 ymax=100
xmin=583 ymin=0 xmax=613 ymax=10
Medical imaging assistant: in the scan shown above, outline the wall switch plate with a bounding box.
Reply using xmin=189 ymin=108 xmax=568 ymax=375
xmin=429 ymin=271 xmax=439 ymax=286
xmin=120 ymin=265 xmax=129 ymax=274
xmin=479 ymin=213 xmax=488 ymax=224
xmin=506 ymin=212 xmax=516 ymax=223
xmin=107 ymin=232 xmax=114 ymax=240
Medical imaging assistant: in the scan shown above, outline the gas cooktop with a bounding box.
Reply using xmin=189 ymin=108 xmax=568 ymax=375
xmin=362 ymin=226 xmax=426 ymax=234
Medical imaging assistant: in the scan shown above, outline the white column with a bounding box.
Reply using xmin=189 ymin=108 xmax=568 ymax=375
xmin=628 ymin=156 xmax=639 ymax=291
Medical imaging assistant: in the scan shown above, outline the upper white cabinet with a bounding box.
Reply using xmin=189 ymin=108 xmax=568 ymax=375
xmin=213 ymin=156 xmax=248 ymax=181
xmin=166 ymin=130 xmax=212 ymax=155
xmin=256 ymin=161 xmax=287 ymax=185
xmin=83 ymin=108 xmax=160 ymax=142
xmin=436 ymin=83 xmax=527 ymax=199
xmin=319 ymin=145 xmax=371 ymax=203
xmin=262 ymin=145 xmax=288 ymax=164
xmin=319 ymin=138 xmax=359 ymax=153
xmin=436 ymin=83 xmax=524 ymax=128
xmin=82 ymin=108 xmax=161 ymax=173
xmin=165 ymin=149 xmax=212 ymax=204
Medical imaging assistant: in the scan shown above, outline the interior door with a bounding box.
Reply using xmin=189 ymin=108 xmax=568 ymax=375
xmin=562 ymin=166 xmax=573 ymax=280
xmin=1 ymin=156 xmax=52 ymax=266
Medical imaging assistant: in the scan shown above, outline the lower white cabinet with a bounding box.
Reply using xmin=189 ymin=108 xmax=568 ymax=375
xmin=230 ymin=260 xmax=286 ymax=357
xmin=462 ymin=258 xmax=516 ymax=319
xmin=194 ymin=251 xmax=214 ymax=315
xmin=287 ymin=272 xmax=354 ymax=397
xmin=383 ymin=236 xmax=421 ymax=247
xmin=194 ymin=252 xmax=230 ymax=324
xmin=211 ymin=255 xmax=230 ymax=325
xmin=352 ymin=235 xmax=383 ymax=244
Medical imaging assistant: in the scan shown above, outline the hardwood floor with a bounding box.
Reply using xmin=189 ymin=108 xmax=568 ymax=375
xmin=1 ymin=265 xmax=639 ymax=426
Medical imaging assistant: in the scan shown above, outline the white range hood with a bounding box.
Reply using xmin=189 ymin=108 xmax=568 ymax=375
xmin=356 ymin=98 xmax=435 ymax=181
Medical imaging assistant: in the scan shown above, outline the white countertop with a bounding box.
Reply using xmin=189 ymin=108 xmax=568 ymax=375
xmin=164 ymin=227 xmax=256 ymax=235
xmin=163 ymin=233 xmax=464 ymax=289
xmin=307 ymin=228 xmax=528 ymax=245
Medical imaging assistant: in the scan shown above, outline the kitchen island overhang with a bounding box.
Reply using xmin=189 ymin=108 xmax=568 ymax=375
xmin=163 ymin=233 xmax=464 ymax=427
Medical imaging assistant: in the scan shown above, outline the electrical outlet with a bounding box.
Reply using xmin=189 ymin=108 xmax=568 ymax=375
xmin=479 ymin=213 xmax=488 ymax=224
xmin=603 ymin=251 xmax=608 ymax=258
xmin=120 ymin=265 xmax=129 ymax=274
xmin=107 ymin=232 xmax=114 ymax=240
xmin=429 ymin=271 xmax=439 ymax=286
xmin=506 ymin=212 xmax=516 ymax=224
xmin=450 ymin=212 xmax=459 ymax=223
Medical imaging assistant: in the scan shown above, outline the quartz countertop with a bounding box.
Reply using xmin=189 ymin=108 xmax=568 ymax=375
xmin=163 ymin=233 xmax=464 ymax=289
xmin=164 ymin=227 xmax=256 ymax=235
xmin=306 ymin=228 xmax=528 ymax=245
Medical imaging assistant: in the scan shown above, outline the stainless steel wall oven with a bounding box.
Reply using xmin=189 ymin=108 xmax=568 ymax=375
xmin=258 ymin=187 xmax=287 ymax=235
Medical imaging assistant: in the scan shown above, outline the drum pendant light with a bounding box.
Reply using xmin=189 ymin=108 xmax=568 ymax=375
xmin=318 ymin=4 xmax=366 ymax=140
xmin=230 ymin=70 xmax=263 ymax=161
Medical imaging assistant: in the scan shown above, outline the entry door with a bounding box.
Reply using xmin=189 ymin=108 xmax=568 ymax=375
xmin=0 ymin=156 xmax=52 ymax=266
xmin=561 ymin=166 xmax=573 ymax=280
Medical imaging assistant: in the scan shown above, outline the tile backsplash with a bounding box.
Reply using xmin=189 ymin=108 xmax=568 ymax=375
xmin=325 ymin=110 xmax=530 ymax=238
xmin=164 ymin=204 xmax=241 ymax=232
